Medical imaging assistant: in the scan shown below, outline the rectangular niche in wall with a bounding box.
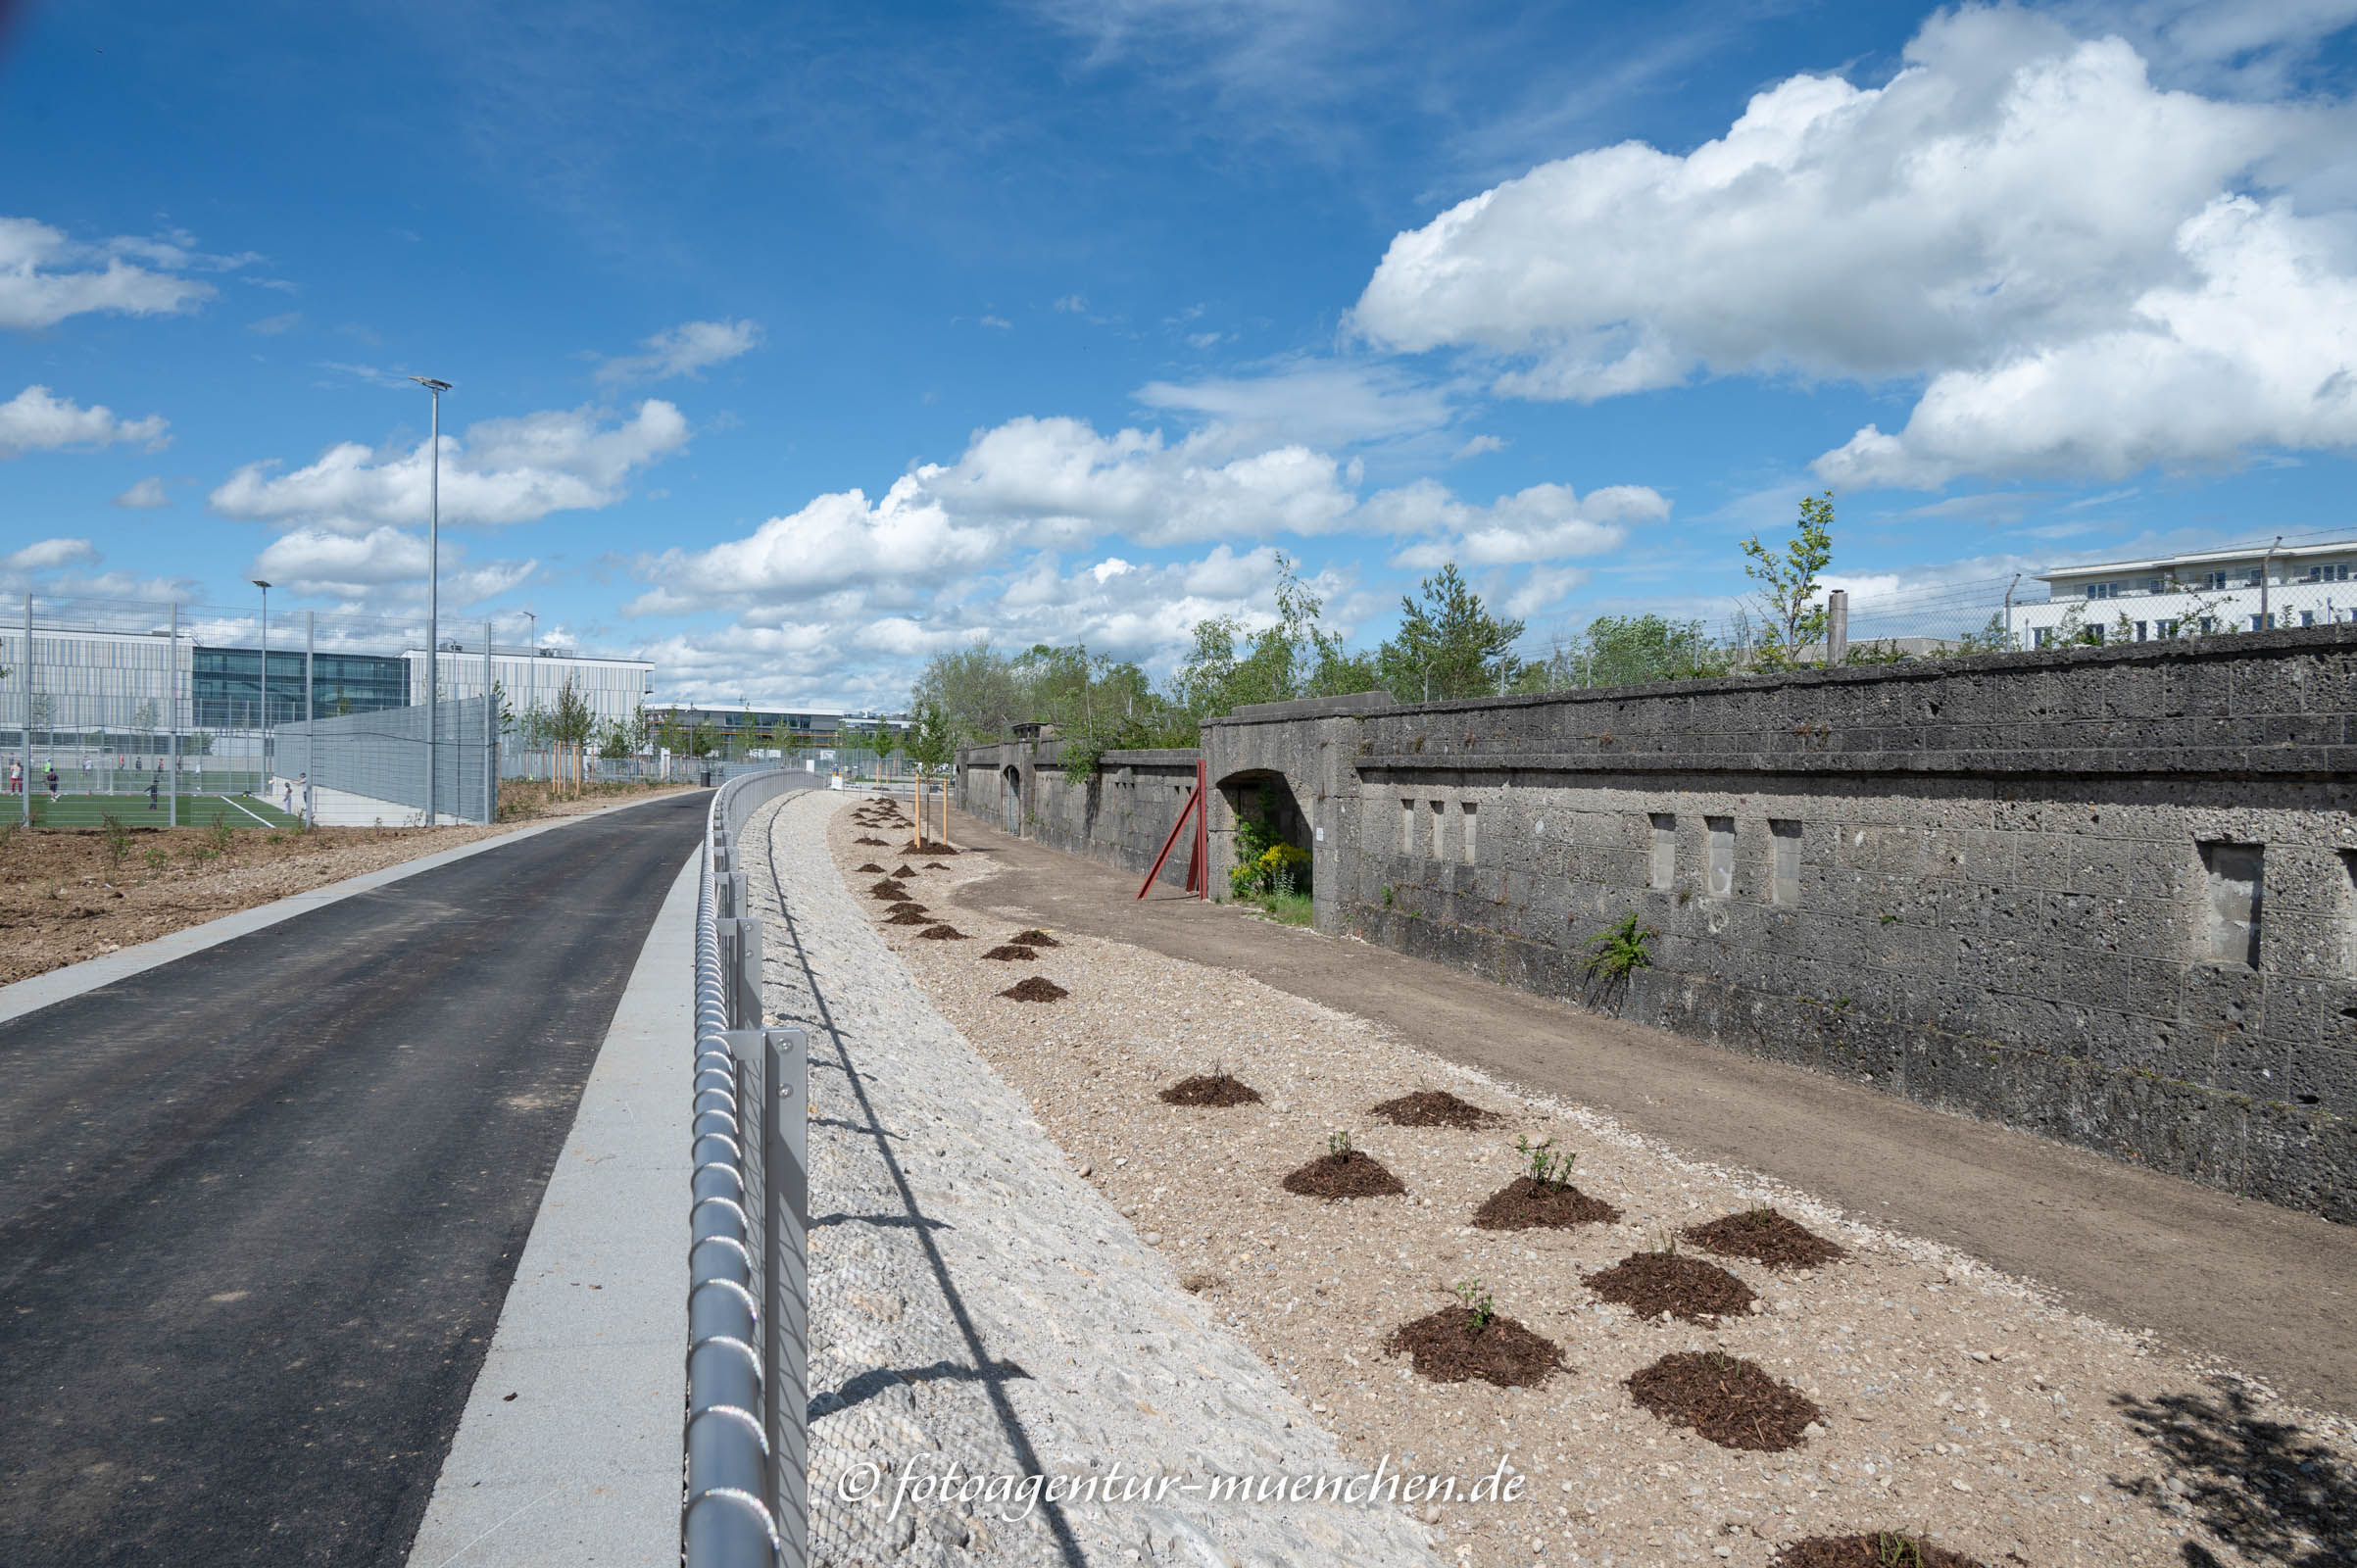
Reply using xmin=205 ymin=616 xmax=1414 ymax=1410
xmin=2199 ymin=842 xmax=2264 ymax=967
xmin=1770 ymin=819 xmax=1802 ymax=906
xmin=1429 ymin=799 xmax=1446 ymax=860
xmin=1401 ymin=797 xmax=1416 ymax=854
xmin=1705 ymin=816 xmax=1736 ymax=899
xmin=2344 ymin=850 xmax=2357 ymax=973
xmin=1460 ymin=802 xmax=1478 ymax=864
xmin=1649 ymin=813 xmax=1676 ymax=890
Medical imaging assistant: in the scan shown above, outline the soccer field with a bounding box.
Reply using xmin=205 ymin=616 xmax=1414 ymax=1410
xmin=11 ymin=792 xmax=308 ymax=830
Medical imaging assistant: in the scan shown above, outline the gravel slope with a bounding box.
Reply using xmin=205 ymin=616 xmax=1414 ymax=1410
xmin=749 ymin=790 xmax=1443 ymax=1568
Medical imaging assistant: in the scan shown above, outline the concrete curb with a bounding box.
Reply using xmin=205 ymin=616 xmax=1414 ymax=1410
xmin=0 ymin=789 xmax=703 ymax=1028
xmin=402 ymin=845 xmax=701 ymax=1568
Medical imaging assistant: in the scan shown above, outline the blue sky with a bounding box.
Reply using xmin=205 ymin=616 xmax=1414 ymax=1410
xmin=5 ymin=0 xmax=2355 ymax=709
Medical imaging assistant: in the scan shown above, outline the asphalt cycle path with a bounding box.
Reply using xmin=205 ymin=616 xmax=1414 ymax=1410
xmin=0 ymin=790 xmax=710 ymax=1567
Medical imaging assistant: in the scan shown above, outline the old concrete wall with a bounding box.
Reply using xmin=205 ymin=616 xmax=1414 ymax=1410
xmin=956 ymin=741 xmax=1203 ymax=886
xmin=1330 ymin=626 xmax=2357 ymax=1221
xmin=958 ymin=628 xmax=2357 ymax=1219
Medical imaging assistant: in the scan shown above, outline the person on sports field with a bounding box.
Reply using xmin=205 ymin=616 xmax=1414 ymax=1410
xmin=147 ymin=776 xmax=160 ymax=810
xmin=45 ymin=767 xmax=60 ymax=801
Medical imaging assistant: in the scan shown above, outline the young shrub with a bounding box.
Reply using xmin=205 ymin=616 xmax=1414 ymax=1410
xmin=1450 ymin=1278 xmax=1495 ymax=1336
xmin=1517 ymin=1134 xmax=1575 ymax=1191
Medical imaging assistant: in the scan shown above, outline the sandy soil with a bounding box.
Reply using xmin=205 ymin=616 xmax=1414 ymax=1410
xmin=0 ymin=783 xmax=698 ymax=987
xmin=829 ymin=798 xmax=2357 ymax=1568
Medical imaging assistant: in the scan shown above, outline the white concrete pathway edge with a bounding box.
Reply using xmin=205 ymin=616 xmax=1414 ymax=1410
xmin=403 ymin=846 xmax=700 ymax=1568
xmin=0 ymin=792 xmax=695 ymax=1027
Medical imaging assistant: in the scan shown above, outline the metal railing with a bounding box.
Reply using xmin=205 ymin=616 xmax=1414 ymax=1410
xmin=685 ymin=770 xmax=812 ymax=1567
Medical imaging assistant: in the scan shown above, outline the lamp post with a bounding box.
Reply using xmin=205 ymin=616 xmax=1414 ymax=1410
xmin=411 ymin=376 xmax=451 ymax=824
xmin=252 ymin=578 xmax=270 ymax=786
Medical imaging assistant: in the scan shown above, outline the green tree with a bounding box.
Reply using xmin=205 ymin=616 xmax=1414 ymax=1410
xmin=1741 ymin=491 xmax=1836 ymax=669
xmin=550 ymin=678 xmax=596 ymax=752
xmin=903 ymin=701 xmax=957 ymax=778
xmin=1159 ymin=555 xmax=1378 ymax=742
xmin=1373 ymin=563 xmax=1528 ymax=702
xmin=911 ymin=640 xmax=1025 ymax=745
xmin=1551 ymin=613 xmax=1730 ymax=689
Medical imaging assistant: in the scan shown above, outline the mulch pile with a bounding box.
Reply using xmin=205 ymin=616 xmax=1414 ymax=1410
xmin=1281 ymin=1151 xmax=1406 ymax=1200
xmin=1585 ymin=1252 xmax=1755 ymax=1321
xmin=1368 ymin=1089 xmax=1500 ymax=1129
xmin=917 ymin=924 xmax=966 ymax=940
xmin=1008 ymin=929 xmax=1059 ymax=947
xmin=1472 ymin=1177 xmax=1621 ymax=1230
xmin=923 ymin=861 xmax=951 ymax=870
xmin=854 ymin=836 xmax=888 ymax=846
xmin=1628 ymin=1351 xmax=1822 ymax=1451
xmin=868 ymin=880 xmax=909 ymax=900
xmin=887 ymin=901 xmax=927 ymax=913
xmin=981 ymin=945 xmax=1037 ymax=961
xmin=1000 ymin=976 xmax=1068 ymax=1002
xmin=855 ymin=862 xmax=886 ymax=873
xmin=1685 ymin=1207 xmax=1848 ymax=1269
xmin=1158 ymin=1074 xmax=1262 ymax=1106
xmin=1771 ymin=1536 xmax=1986 ymax=1568
xmin=912 ymin=840 xmax=958 ymax=854
xmin=891 ymin=863 xmax=917 ymax=877
xmin=1384 ymin=1307 xmax=1563 ymax=1387
xmin=886 ymin=910 xmax=934 ymax=926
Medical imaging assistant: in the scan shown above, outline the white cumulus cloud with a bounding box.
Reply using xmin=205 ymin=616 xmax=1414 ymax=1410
xmin=0 ymin=217 xmax=230 ymax=330
xmin=0 ymin=385 xmax=171 ymax=458
xmin=594 ymin=318 xmax=763 ymax=386
xmin=210 ymin=400 xmax=690 ymax=532
xmin=1351 ymin=6 xmax=2357 ymax=486
xmin=1382 ymin=480 xmax=1667 ymax=568
xmin=4 ymin=537 xmax=100 ymax=571
xmin=113 ymin=476 xmax=171 ymax=509
xmin=250 ymin=525 xmax=537 ymax=604
xmin=633 ymin=411 xmax=1664 ymax=618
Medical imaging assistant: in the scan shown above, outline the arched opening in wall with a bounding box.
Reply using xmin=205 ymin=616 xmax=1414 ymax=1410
xmin=1001 ymin=764 xmax=1022 ymax=835
xmin=1217 ymin=768 xmax=1311 ymax=907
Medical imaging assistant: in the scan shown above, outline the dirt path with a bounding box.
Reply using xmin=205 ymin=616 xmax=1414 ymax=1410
xmin=941 ymin=807 xmax=2357 ymax=1419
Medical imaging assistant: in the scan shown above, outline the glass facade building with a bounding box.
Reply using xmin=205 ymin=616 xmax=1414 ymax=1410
xmin=190 ymin=647 xmax=410 ymax=730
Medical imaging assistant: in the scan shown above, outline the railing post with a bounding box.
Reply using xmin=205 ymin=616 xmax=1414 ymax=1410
xmin=764 ymin=1028 xmax=809 ymax=1567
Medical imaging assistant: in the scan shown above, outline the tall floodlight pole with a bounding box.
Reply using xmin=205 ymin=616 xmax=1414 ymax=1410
xmin=483 ymin=616 xmax=495 ymax=825
xmin=252 ymin=579 xmax=271 ymax=789
xmin=168 ymin=602 xmax=179 ymax=828
xmin=305 ymin=610 xmax=316 ymax=828
xmin=412 ymin=376 xmax=452 ymax=824
xmin=19 ymin=593 xmax=30 ymax=828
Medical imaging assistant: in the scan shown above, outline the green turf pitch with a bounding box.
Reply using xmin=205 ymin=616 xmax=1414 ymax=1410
xmin=15 ymin=792 xmax=307 ymax=830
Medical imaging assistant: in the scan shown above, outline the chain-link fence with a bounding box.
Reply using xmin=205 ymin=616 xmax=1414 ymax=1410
xmin=5 ymin=591 xmax=657 ymax=828
xmin=1530 ymin=554 xmax=2357 ymax=690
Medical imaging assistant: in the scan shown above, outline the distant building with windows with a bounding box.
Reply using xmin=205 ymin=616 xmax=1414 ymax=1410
xmin=3 ymin=616 xmax=651 ymax=752
xmin=648 ymin=705 xmax=909 ymax=755
xmin=2015 ymin=538 xmax=2357 ymax=648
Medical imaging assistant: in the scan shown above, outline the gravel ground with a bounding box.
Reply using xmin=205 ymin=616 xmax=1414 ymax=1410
xmin=751 ymin=790 xmax=1444 ymax=1568
xmin=849 ymin=809 xmax=2357 ymax=1568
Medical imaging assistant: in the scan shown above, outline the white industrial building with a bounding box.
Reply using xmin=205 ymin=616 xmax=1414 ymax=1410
xmin=2015 ymin=539 xmax=2357 ymax=647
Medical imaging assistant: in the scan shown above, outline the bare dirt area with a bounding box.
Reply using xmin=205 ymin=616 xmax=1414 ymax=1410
xmin=830 ymin=800 xmax=2357 ymax=1568
xmin=0 ymin=784 xmax=697 ymax=987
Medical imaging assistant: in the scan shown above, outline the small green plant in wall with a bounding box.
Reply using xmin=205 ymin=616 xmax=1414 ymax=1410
xmin=1583 ymin=912 xmax=1657 ymax=980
